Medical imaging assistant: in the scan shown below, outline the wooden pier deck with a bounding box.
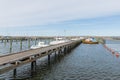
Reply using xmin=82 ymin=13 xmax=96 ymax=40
xmin=0 ymin=40 xmax=81 ymax=75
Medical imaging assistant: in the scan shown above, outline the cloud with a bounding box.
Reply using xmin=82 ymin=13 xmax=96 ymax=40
xmin=0 ymin=0 xmax=120 ymax=27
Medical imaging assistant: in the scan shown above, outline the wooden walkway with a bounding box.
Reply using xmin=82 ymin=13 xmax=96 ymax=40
xmin=0 ymin=40 xmax=81 ymax=74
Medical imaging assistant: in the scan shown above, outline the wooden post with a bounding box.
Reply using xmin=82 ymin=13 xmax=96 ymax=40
xmin=34 ymin=60 xmax=36 ymax=70
xmin=67 ymin=47 xmax=69 ymax=53
xmin=28 ymin=39 xmax=30 ymax=48
xmin=7 ymin=39 xmax=9 ymax=42
xmin=1 ymin=39 xmax=3 ymax=43
xmin=55 ymin=51 xmax=57 ymax=57
xmin=31 ymin=61 xmax=36 ymax=72
xmin=48 ymin=54 xmax=50 ymax=64
xmin=13 ymin=68 xmax=17 ymax=77
xmin=4 ymin=40 xmax=7 ymax=46
xmin=64 ymin=47 xmax=67 ymax=54
xmin=10 ymin=39 xmax=13 ymax=53
xmin=20 ymin=39 xmax=22 ymax=50
xmin=31 ymin=61 xmax=34 ymax=71
xmin=69 ymin=46 xmax=71 ymax=52
xmin=58 ymin=49 xmax=62 ymax=57
xmin=54 ymin=51 xmax=57 ymax=61
xmin=35 ymin=38 xmax=37 ymax=45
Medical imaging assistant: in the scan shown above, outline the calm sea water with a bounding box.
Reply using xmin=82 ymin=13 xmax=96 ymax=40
xmin=1 ymin=40 xmax=120 ymax=80
xmin=106 ymin=40 xmax=120 ymax=52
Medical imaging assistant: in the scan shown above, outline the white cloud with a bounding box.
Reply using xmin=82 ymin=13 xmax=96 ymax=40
xmin=0 ymin=0 xmax=120 ymax=27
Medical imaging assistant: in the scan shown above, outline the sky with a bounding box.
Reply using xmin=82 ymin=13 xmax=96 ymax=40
xmin=0 ymin=0 xmax=120 ymax=36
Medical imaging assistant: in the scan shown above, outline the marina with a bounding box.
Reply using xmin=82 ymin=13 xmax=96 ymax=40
xmin=0 ymin=0 xmax=120 ymax=79
xmin=1 ymin=38 xmax=120 ymax=80
xmin=0 ymin=38 xmax=82 ymax=78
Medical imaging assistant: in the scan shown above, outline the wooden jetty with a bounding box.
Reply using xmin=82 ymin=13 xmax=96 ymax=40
xmin=0 ymin=40 xmax=81 ymax=76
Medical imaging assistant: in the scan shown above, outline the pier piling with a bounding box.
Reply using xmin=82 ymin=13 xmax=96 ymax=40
xmin=13 ymin=68 xmax=17 ymax=77
xmin=10 ymin=39 xmax=13 ymax=53
xmin=48 ymin=54 xmax=51 ymax=64
xmin=31 ymin=61 xmax=36 ymax=72
xmin=20 ymin=39 xmax=22 ymax=50
xmin=28 ymin=39 xmax=31 ymax=48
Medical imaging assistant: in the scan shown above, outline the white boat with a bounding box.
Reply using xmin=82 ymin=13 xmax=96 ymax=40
xmin=50 ymin=37 xmax=69 ymax=45
xmin=31 ymin=42 xmax=49 ymax=49
xmin=71 ymin=37 xmax=84 ymax=41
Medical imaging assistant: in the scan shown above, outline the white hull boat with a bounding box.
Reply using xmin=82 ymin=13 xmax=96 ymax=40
xmin=50 ymin=38 xmax=69 ymax=45
xmin=31 ymin=42 xmax=49 ymax=49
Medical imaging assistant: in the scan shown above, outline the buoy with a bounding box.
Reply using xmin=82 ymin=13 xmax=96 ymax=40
xmin=112 ymin=51 xmax=115 ymax=54
xmin=116 ymin=53 xmax=119 ymax=58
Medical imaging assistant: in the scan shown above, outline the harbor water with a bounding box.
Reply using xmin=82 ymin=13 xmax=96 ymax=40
xmin=0 ymin=39 xmax=52 ymax=56
xmin=106 ymin=40 xmax=120 ymax=52
xmin=1 ymin=40 xmax=120 ymax=79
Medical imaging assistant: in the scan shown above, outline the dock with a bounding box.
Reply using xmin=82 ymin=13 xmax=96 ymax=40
xmin=0 ymin=40 xmax=81 ymax=76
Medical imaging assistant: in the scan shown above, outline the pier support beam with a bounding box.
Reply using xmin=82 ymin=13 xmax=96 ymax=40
xmin=54 ymin=51 xmax=57 ymax=61
xmin=55 ymin=51 xmax=57 ymax=57
xmin=13 ymin=68 xmax=17 ymax=77
xmin=28 ymin=39 xmax=31 ymax=48
xmin=4 ymin=40 xmax=6 ymax=46
xmin=1 ymin=39 xmax=3 ymax=43
xmin=7 ymin=39 xmax=9 ymax=42
xmin=48 ymin=54 xmax=51 ymax=64
xmin=35 ymin=39 xmax=37 ymax=45
xmin=10 ymin=39 xmax=13 ymax=53
xmin=20 ymin=39 xmax=22 ymax=51
xmin=31 ymin=61 xmax=36 ymax=72
xmin=67 ymin=47 xmax=69 ymax=53
xmin=64 ymin=47 xmax=67 ymax=54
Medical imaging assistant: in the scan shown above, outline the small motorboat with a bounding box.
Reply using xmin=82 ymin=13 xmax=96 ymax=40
xmin=82 ymin=38 xmax=98 ymax=44
xmin=31 ymin=42 xmax=49 ymax=49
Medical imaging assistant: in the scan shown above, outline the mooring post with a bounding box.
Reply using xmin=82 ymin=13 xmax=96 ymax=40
xmin=10 ymin=39 xmax=13 ymax=53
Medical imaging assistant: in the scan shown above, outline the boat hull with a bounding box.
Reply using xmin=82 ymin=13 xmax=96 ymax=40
xmin=82 ymin=41 xmax=98 ymax=44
